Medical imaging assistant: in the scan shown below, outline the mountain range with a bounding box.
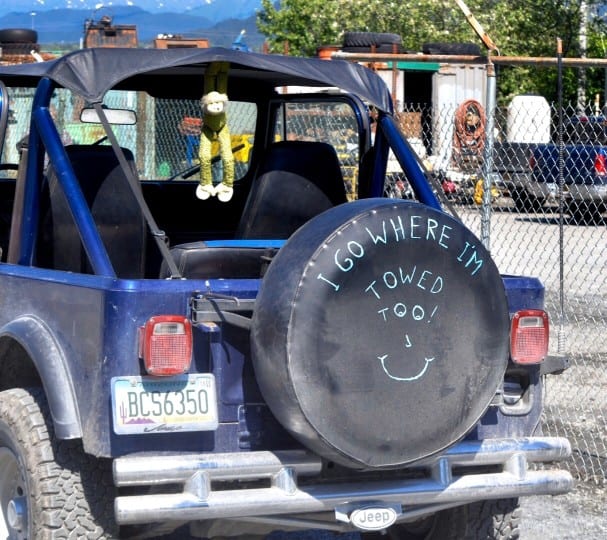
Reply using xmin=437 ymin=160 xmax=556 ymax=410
xmin=0 ymin=1 xmax=267 ymax=48
xmin=0 ymin=1 xmax=262 ymax=20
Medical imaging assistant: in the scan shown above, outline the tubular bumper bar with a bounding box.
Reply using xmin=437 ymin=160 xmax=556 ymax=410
xmin=114 ymin=437 xmax=573 ymax=525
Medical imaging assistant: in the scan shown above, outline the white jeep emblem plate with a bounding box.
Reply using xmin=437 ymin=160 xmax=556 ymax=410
xmin=350 ymin=505 xmax=398 ymax=530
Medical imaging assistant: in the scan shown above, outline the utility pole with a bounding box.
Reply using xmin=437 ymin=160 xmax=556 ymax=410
xmin=453 ymin=0 xmax=498 ymax=53
xmin=577 ymin=0 xmax=588 ymax=113
xmin=454 ymin=0 xmax=498 ymax=251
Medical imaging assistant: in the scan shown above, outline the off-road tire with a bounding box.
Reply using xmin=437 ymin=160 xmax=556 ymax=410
xmin=567 ymin=200 xmax=604 ymax=225
xmin=0 ymin=387 xmax=117 ymax=539
xmin=422 ymin=42 xmax=482 ymax=55
xmin=342 ymin=44 xmax=404 ymax=53
xmin=0 ymin=43 xmax=40 ymax=55
xmin=511 ymin=188 xmax=542 ymax=213
xmin=463 ymin=498 xmax=521 ymax=539
xmin=343 ymin=32 xmax=402 ymax=48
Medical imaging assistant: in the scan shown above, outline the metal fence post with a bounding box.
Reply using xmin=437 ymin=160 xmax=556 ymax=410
xmin=481 ymin=56 xmax=497 ymax=250
xmin=556 ymin=38 xmax=567 ymax=355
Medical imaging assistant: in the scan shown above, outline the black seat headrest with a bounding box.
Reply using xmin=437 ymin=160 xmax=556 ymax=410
xmin=237 ymin=141 xmax=347 ymax=239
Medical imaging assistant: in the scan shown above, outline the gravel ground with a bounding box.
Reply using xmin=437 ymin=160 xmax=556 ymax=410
xmin=520 ymin=481 xmax=606 ymax=539
xmin=463 ymin=206 xmax=607 ymax=538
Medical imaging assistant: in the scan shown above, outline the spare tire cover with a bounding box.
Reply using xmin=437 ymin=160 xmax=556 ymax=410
xmin=251 ymin=199 xmax=510 ymax=469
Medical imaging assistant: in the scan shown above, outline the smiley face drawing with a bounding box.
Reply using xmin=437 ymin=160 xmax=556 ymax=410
xmin=377 ymin=354 xmax=435 ymax=382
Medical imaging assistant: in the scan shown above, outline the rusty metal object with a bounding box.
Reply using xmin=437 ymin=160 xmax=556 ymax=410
xmin=154 ymin=36 xmax=210 ymax=49
xmin=332 ymin=51 xmax=607 ymax=69
xmin=83 ymin=15 xmax=138 ymax=48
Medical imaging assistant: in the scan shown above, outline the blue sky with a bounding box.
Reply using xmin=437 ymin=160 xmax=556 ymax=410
xmin=0 ymin=0 xmax=264 ymax=45
xmin=4 ymin=1 xmax=203 ymax=13
xmin=0 ymin=1 xmax=262 ymax=17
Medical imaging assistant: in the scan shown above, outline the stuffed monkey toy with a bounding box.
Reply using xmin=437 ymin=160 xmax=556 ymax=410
xmin=196 ymin=62 xmax=235 ymax=202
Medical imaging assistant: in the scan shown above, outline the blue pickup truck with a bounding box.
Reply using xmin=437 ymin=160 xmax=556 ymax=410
xmin=0 ymin=48 xmax=571 ymax=539
xmin=504 ymin=115 xmax=607 ymax=221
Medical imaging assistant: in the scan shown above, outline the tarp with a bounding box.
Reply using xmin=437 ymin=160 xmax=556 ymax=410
xmin=0 ymin=47 xmax=393 ymax=112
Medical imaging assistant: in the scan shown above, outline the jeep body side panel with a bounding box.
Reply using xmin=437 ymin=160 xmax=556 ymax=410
xmin=0 ymin=312 xmax=80 ymax=439
xmin=0 ymin=264 xmax=270 ymax=456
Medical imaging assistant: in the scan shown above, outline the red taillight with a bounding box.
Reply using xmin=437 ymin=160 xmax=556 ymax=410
xmin=141 ymin=315 xmax=192 ymax=376
xmin=528 ymin=153 xmax=536 ymax=170
xmin=594 ymin=153 xmax=607 ymax=176
xmin=510 ymin=309 xmax=549 ymax=364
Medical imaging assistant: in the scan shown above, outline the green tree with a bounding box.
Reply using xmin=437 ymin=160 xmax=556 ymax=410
xmin=257 ymin=0 xmax=342 ymax=56
xmin=257 ymin=0 xmax=476 ymax=55
xmin=257 ymin=0 xmax=606 ymax=105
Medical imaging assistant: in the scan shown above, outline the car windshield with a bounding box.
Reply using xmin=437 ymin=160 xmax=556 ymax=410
xmin=48 ymin=89 xmax=258 ymax=182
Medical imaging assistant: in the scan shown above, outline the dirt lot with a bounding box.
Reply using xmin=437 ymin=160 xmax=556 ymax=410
xmin=459 ymin=206 xmax=607 ymax=539
xmin=520 ymin=481 xmax=606 ymax=539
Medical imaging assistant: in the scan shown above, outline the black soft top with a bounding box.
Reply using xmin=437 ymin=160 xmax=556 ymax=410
xmin=0 ymin=47 xmax=392 ymax=111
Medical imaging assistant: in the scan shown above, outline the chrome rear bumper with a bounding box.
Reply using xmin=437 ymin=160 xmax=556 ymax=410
xmin=113 ymin=437 xmax=573 ymax=526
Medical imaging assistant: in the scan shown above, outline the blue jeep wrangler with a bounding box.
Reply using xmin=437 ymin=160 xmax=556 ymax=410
xmin=0 ymin=47 xmax=571 ymax=539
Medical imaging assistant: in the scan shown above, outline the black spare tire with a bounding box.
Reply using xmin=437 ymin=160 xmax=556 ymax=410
xmin=251 ymin=199 xmax=510 ymax=469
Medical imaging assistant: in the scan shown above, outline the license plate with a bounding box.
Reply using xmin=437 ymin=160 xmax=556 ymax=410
xmin=111 ymin=374 xmax=218 ymax=435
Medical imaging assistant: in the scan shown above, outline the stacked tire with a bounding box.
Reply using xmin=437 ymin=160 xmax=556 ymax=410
xmin=0 ymin=29 xmax=39 ymax=56
xmin=342 ymin=32 xmax=403 ymax=53
xmin=422 ymin=42 xmax=482 ymax=56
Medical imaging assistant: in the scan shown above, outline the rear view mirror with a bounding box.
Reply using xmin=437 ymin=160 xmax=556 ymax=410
xmin=80 ymin=107 xmax=136 ymax=125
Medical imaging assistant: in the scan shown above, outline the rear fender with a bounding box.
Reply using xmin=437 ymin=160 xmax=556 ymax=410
xmin=0 ymin=315 xmax=81 ymax=439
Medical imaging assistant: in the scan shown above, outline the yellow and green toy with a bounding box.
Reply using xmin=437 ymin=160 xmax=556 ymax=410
xmin=196 ymin=62 xmax=235 ymax=202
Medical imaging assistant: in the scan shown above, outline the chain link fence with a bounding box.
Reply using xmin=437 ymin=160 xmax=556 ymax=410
xmin=396 ymin=98 xmax=607 ymax=486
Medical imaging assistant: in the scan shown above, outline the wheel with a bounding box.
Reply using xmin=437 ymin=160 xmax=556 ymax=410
xmin=251 ymin=199 xmax=510 ymax=469
xmin=362 ymin=505 xmax=467 ymax=539
xmin=375 ymin=33 xmax=403 ymax=45
xmin=464 ymin=498 xmax=521 ymax=539
xmin=567 ymin=200 xmax=604 ymax=225
xmin=0 ymin=387 xmax=117 ymax=539
xmin=422 ymin=42 xmax=481 ymax=55
xmin=342 ymin=44 xmax=404 ymax=53
xmin=511 ymin=188 xmax=541 ymax=212
xmin=343 ymin=32 xmax=401 ymax=48
xmin=343 ymin=32 xmax=381 ymax=47
xmin=0 ymin=29 xmax=38 ymax=44
xmin=0 ymin=43 xmax=40 ymax=55
xmin=567 ymin=201 xmax=589 ymax=224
